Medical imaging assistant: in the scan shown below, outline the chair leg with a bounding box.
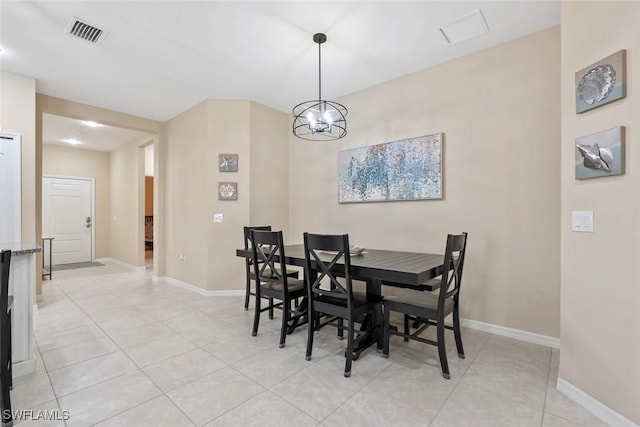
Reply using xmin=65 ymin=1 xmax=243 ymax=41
xmin=337 ymin=318 xmax=344 ymax=340
xmin=244 ymin=275 xmax=251 ymax=310
xmin=252 ymin=290 xmax=261 ymax=337
xmin=437 ymin=320 xmax=450 ymax=379
xmin=7 ymin=313 xmax=11 ymax=390
xmin=279 ymin=299 xmax=289 ymax=348
xmin=0 ymin=374 xmax=11 ymax=427
xmin=453 ymin=305 xmax=465 ymax=359
xmin=268 ymin=297 xmax=274 ymax=319
xmin=305 ymin=307 xmax=314 ymax=361
xmin=382 ymin=306 xmax=390 ymax=358
xmin=403 ymin=314 xmax=410 ymax=342
xmin=344 ymin=317 xmax=354 ymax=378
xmin=0 ymin=317 xmax=11 ymax=427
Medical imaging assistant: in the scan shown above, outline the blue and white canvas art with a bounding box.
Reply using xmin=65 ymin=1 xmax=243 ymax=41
xmin=338 ymin=133 xmax=443 ymax=203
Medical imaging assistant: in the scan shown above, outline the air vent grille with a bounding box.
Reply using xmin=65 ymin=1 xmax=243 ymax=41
xmin=65 ymin=17 xmax=107 ymax=44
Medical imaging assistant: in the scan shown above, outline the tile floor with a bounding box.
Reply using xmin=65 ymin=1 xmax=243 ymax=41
xmin=12 ymin=261 xmax=609 ymax=426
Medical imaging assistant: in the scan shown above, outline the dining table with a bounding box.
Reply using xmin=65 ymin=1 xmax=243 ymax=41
xmin=236 ymin=243 xmax=446 ymax=356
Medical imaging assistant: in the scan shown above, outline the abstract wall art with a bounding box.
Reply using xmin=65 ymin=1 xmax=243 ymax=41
xmin=338 ymin=133 xmax=443 ymax=203
xmin=575 ymin=126 xmax=625 ymax=180
xmin=575 ymin=50 xmax=626 ymax=114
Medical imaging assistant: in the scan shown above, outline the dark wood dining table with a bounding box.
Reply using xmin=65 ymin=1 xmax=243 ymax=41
xmin=236 ymin=244 xmax=445 ymax=294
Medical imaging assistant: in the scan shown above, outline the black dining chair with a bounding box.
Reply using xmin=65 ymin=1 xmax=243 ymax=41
xmin=303 ymin=233 xmax=382 ymax=378
xmin=250 ymin=230 xmax=306 ymax=348
xmin=382 ymin=232 xmax=468 ymax=379
xmin=0 ymin=250 xmax=13 ymax=427
xmin=243 ymin=226 xmax=298 ymax=313
xmin=243 ymin=226 xmax=271 ymax=311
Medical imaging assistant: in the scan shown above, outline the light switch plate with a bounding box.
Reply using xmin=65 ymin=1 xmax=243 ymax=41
xmin=572 ymin=211 xmax=593 ymax=232
xmin=213 ymin=213 xmax=223 ymax=223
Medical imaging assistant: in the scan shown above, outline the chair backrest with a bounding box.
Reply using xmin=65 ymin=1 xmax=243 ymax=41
xmin=437 ymin=233 xmax=468 ymax=311
xmin=251 ymin=230 xmax=293 ymax=294
xmin=243 ymin=225 xmax=271 ymax=250
xmin=243 ymin=226 xmax=272 ymax=274
xmin=303 ymin=233 xmax=354 ymax=308
xmin=0 ymin=250 xmax=11 ymax=316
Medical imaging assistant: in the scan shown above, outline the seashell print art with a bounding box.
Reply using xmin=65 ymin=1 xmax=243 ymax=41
xmin=577 ymin=64 xmax=616 ymax=105
xmin=576 ymin=143 xmax=613 ymax=172
xmin=575 ymin=126 xmax=624 ymax=180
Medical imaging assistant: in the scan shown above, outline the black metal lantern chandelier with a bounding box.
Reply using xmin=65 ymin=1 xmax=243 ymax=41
xmin=292 ymin=33 xmax=348 ymax=141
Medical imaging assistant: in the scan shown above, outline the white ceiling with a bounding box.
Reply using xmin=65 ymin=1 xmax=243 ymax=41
xmin=43 ymin=113 xmax=153 ymax=152
xmin=1 ymin=1 xmax=560 ymax=123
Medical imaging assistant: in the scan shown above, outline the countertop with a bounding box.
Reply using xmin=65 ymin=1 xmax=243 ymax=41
xmin=0 ymin=242 xmax=42 ymax=256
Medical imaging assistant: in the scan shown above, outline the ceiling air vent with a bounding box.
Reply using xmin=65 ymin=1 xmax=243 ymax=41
xmin=64 ymin=17 xmax=107 ymax=44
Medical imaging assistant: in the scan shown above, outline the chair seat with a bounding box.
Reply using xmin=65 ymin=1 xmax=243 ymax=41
xmin=384 ymin=289 xmax=453 ymax=315
xmin=248 ymin=271 xmax=299 ymax=280
xmin=315 ymin=291 xmax=381 ymax=309
xmin=261 ymin=279 xmax=305 ymax=294
xmin=382 ymin=276 xmax=441 ymax=292
xmin=6 ymin=295 xmax=12 ymax=313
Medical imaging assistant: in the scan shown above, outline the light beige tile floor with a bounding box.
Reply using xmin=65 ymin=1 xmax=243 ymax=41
xmin=10 ymin=261 xmax=609 ymax=426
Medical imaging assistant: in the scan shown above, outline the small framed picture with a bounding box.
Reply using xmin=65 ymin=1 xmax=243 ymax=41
xmin=219 ymin=154 xmax=238 ymax=172
xmin=218 ymin=182 xmax=237 ymax=200
xmin=575 ymin=50 xmax=626 ymax=114
xmin=575 ymin=126 xmax=625 ymax=180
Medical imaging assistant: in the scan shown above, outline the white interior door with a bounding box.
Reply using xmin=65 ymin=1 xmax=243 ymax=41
xmin=42 ymin=177 xmax=93 ymax=264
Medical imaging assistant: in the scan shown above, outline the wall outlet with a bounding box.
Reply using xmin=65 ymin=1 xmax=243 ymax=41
xmin=213 ymin=213 xmax=223 ymax=223
xmin=179 ymin=254 xmax=186 ymax=263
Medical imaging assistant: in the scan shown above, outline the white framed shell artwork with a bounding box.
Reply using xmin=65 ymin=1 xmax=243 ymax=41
xmin=575 ymin=50 xmax=626 ymax=113
xmin=575 ymin=127 xmax=625 ymax=180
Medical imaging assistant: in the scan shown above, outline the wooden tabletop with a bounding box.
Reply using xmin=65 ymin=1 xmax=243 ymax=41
xmin=237 ymin=244 xmax=444 ymax=289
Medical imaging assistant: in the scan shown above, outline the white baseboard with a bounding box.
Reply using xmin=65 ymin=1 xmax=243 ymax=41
xmin=156 ymin=276 xmax=244 ymax=297
xmin=96 ymin=258 xmax=146 ymax=272
xmin=557 ymin=378 xmax=639 ymax=427
xmin=461 ymin=318 xmax=560 ymax=349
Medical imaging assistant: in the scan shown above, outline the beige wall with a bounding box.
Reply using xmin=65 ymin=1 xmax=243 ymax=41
xmin=165 ymin=101 xmax=210 ymax=288
xmin=42 ymin=145 xmax=111 ymax=258
xmin=289 ymin=27 xmax=561 ymax=337
xmin=560 ymin=2 xmax=640 ymax=424
xmin=110 ymin=136 xmax=153 ymax=267
xmin=249 ymin=102 xmax=290 ymax=236
xmin=164 ymin=100 xmax=290 ymax=290
xmin=0 ymin=72 xmax=38 ymax=292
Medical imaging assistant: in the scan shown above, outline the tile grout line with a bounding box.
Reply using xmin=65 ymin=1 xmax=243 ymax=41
xmin=50 ymin=272 xmax=201 ymax=426
xmin=318 ymin=356 xmax=393 ymax=425
xmin=428 ymin=330 xmax=491 ymax=426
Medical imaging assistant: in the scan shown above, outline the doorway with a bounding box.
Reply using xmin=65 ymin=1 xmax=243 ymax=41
xmin=42 ymin=176 xmax=94 ymax=265
xmin=143 ymin=144 xmax=154 ymax=270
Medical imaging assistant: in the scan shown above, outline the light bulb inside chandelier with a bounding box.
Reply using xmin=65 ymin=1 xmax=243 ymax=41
xmin=292 ymin=33 xmax=348 ymax=141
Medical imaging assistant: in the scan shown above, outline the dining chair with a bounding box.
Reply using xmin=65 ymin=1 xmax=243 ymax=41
xmin=303 ymin=233 xmax=382 ymax=378
xmin=243 ymin=225 xmax=271 ymax=311
xmin=0 ymin=250 xmax=13 ymax=427
xmin=250 ymin=230 xmax=306 ymax=348
xmin=382 ymin=232 xmax=468 ymax=379
xmin=243 ymin=226 xmax=299 ymax=313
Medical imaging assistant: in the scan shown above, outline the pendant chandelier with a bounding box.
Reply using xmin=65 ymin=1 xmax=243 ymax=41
xmin=292 ymin=33 xmax=348 ymax=141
